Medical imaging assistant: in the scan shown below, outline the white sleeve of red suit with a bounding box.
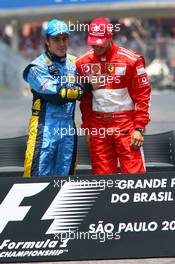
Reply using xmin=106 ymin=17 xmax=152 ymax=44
xmin=129 ymin=56 xmax=151 ymax=129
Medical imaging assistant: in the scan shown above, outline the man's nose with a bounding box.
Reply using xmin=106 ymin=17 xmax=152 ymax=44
xmin=58 ymin=39 xmax=65 ymax=46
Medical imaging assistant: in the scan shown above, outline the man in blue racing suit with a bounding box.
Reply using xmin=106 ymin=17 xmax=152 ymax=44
xmin=23 ymin=19 xmax=88 ymax=177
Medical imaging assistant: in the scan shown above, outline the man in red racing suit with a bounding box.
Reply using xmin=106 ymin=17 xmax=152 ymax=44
xmin=76 ymin=17 xmax=151 ymax=175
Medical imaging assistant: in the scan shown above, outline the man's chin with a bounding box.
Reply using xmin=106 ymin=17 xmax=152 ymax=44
xmin=94 ymin=51 xmax=105 ymax=56
xmin=55 ymin=51 xmax=66 ymax=57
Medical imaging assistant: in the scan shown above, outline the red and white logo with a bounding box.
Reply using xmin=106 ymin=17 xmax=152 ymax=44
xmin=137 ymin=66 xmax=146 ymax=76
xmin=81 ymin=64 xmax=91 ymax=75
xmin=96 ymin=39 xmax=103 ymax=45
xmin=115 ymin=63 xmax=126 ymax=76
xmin=138 ymin=76 xmax=149 ymax=87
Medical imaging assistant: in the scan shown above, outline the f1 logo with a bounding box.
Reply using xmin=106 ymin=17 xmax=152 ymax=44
xmin=0 ymin=181 xmax=97 ymax=235
xmin=0 ymin=183 xmax=49 ymax=234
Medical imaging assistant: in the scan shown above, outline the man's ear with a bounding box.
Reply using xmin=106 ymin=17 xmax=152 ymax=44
xmin=108 ymin=36 xmax=113 ymax=46
xmin=45 ymin=38 xmax=49 ymax=46
xmin=45 ymin=35 xmax=50 ymax=46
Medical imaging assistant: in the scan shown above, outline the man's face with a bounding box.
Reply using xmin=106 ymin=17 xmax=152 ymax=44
xmin=46 ymin=33 xmax=69 ymax=57
xmin=92 ymin=38 xmax=111 ymax=56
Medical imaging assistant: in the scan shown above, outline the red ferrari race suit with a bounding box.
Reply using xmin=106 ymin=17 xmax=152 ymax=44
xmin=76 ymin=43 xmax=151 ymax=174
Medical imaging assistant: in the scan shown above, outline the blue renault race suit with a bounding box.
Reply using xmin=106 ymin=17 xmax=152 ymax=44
xmin=23 ymin=52 xmax=78 ymax=176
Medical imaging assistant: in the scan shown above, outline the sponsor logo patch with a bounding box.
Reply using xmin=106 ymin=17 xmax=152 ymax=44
xmin=31 ymin=68 xmax=39 ymax=80
xmin=81 ymin=64 xmax=91 ymax=75
xmin=137 ymin=66 xmax=146 ymax=76
xmin=138 ymin=76 xmax=149 ymax=87
xmin=91 ymin=63 xmax=101 ymax=75
xmin=106 ymin=63 xmax=115 ymax=74
xmin=41 ymin=80 xmax=51 ymax=90
xmin=96 ymin=39 xmax=103 ymax=44
xmin=115 ymin=64 xmax=126 ymax=75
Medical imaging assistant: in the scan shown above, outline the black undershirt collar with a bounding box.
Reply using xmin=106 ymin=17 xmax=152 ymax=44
xmin=46 ymin=51 xmax=66 ymax=63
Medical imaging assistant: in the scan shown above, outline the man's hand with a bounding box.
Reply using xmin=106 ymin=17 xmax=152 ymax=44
xmin=60 ymin=84 xmax=84 ymax=101
xmin=130 ymin=130 xmax=144 ymax=150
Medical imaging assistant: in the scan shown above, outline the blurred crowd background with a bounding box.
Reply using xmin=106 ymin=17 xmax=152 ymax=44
xmin=0 ymin=17 xmax=175 ymax=92
xmin=1 ymin=18 xmax=175 ymax=61
xmin=0 ymin=17 xmax=175 ymax=94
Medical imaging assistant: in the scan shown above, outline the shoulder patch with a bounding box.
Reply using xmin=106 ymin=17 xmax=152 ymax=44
xmin=136 ymin=66 xmax=146 ymax=76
